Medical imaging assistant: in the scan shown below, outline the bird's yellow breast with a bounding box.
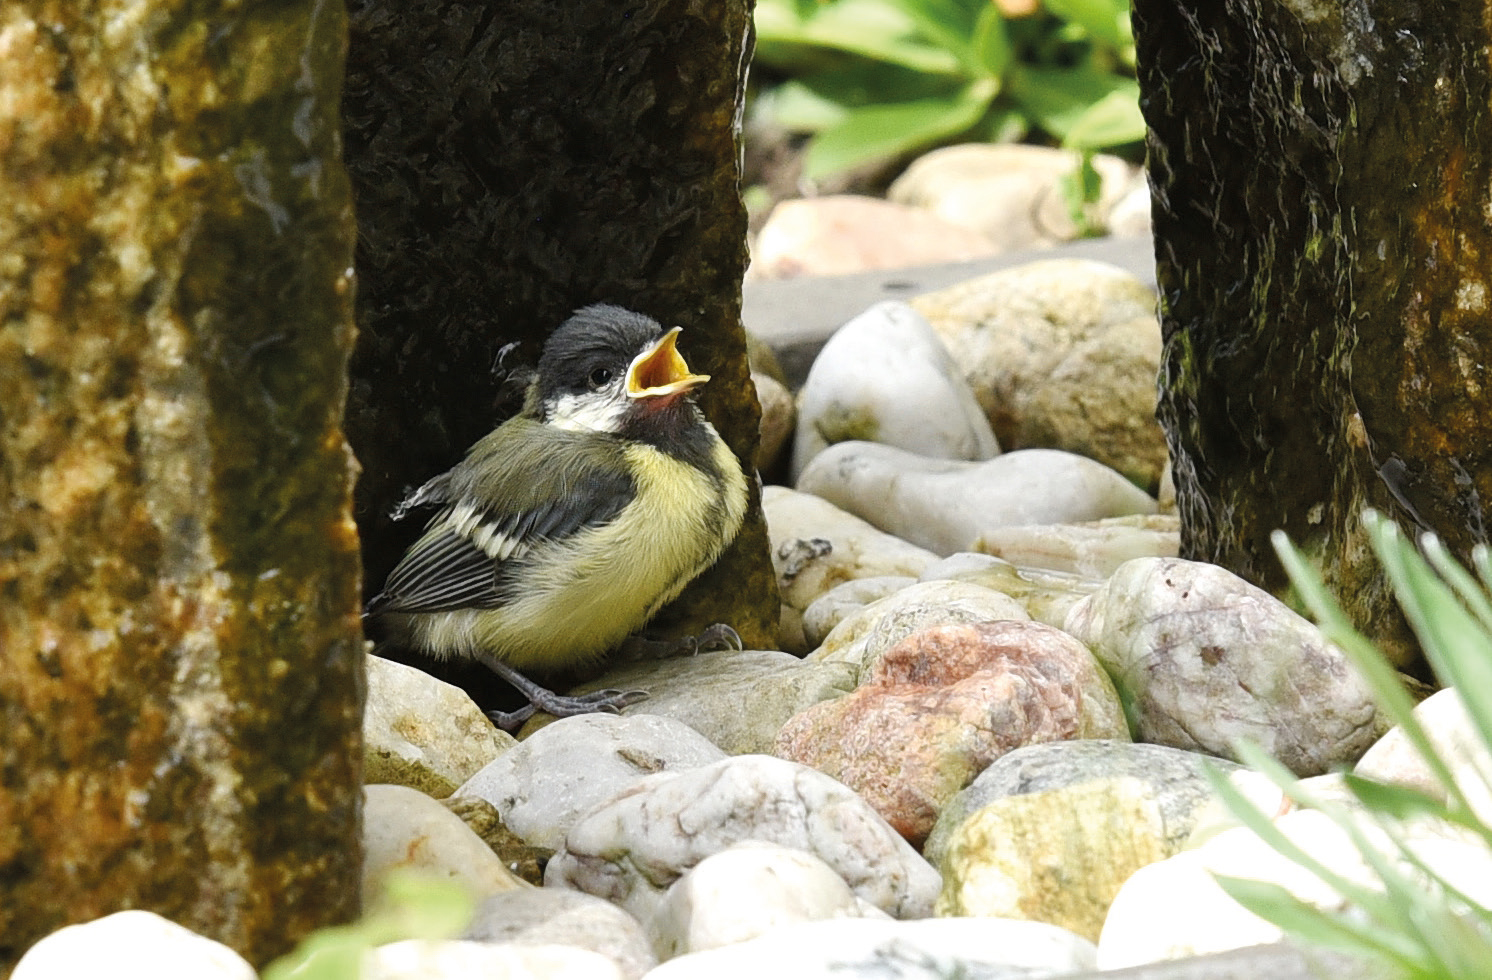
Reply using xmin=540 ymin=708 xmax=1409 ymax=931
xmin=411 ymin=428 xmax=747 ymax=673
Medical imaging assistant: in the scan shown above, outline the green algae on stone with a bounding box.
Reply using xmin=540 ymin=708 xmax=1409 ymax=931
xmin=342 ymin=0 xmax=779 ymax=660
xmin=1135 ymin=0 xmax=1492 ymax=667
xmin=0 ymin=0 xmax=362 ymax=970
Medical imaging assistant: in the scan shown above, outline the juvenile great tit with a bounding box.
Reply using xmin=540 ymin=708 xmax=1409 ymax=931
xmin=367 ymin=304 xmax=749 ymax=728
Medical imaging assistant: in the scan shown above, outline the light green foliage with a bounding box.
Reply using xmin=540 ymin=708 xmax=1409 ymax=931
xmin=1210 ymin=512 xmax=1492 ymax=980
xmin=752 ymin=0 xmax=1144 ymax=180
xmin=262 ymin=873 xmax=475 ymax=980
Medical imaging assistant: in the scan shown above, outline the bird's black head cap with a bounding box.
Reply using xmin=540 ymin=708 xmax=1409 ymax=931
xmin=536 ymin=304 xmax=665 ymax=403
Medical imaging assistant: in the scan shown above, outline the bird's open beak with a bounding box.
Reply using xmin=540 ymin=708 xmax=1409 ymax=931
xmin=627 ymin=327 xmax=710 ymax=399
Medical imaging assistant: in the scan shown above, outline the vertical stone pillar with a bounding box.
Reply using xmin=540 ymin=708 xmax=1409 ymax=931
xmin=0 ymin=0 xmax=363 ymax=969
xmin=1134 ymin=1 xmax=1492 ymax=664
xmin=343 ymin=0 xmax=779 ymax=654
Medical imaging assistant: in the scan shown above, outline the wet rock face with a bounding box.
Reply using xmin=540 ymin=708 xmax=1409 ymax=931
xmin=342 ymin=0 xmax=775 ymax=649
xmin=1135 ymin=1 xmax=1492 ymax=663
xmin=0 ymin=0 xmax=361 ymax=970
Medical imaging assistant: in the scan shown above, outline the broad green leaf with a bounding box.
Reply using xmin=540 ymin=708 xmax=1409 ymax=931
xmin=1061 ymin=86 xmax=1146 ymax=149
xmin=971 ymin=4 xmax=1012 ymax=79
xmin=757 ymin=80 xmax=850 ymax=132
xmin=756 ymin=0 xmax=964 ymax=74
xmin=1042 ymin=0 xmax=1135 ymax=53
xmin=262 ymin=873 xmax=474 ymax=980
xmin=1007 ymin=66 xmax=1135 ymax=139
xmin=791 ymin=60 xmax=970 ymax=111
xmin=802 ymin=79 xmax=996 ymax=179
xmin=881 ymin=0 xmax=983 ymax=68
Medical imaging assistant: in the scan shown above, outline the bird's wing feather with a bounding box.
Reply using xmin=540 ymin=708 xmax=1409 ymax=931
xmin=367 ymin=420 xmax=634 ymax=615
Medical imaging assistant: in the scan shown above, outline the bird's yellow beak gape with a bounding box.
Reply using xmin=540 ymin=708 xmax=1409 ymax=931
xmin=627 ymin=326 xmax=709 ymax=399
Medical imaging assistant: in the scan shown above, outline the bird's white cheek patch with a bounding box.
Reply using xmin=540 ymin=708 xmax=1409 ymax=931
xmin=547 ymin=392 xmax=628 ymax=434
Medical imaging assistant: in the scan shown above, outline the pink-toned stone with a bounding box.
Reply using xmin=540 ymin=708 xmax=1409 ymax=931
xmin=773 ymin=622 xmax=1127 ymax=845
xmin=749 ymin=196 xmax=998 ymax=280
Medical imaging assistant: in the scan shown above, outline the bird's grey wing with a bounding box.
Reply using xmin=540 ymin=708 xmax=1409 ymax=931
xmin=367 ymin=435 xmax=635 ymax=615
xmin=367 ymin=528 xmax=505 ymax=613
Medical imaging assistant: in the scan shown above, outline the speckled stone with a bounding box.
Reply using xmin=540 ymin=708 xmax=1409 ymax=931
xmin=1064 ymin=558 xmax=1385 ymax=774
xmin=0 ymin=2 xmax=361 ymax=969
xmin=546 ymin=755 xmax=941 ymax=925
xmin=910 ymin=259 xmax=1157 ymax=449
xmin=777 ymin=622 xmax=1127 ymax=845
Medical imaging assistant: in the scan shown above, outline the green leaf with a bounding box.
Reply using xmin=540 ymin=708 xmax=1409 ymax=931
xmin=1341 ymin=774 xmax=1451 ymax=824
xmin=880 ymin=0 xmax=983 ymax=68
xmin=1206 ymin=749 xmax=1404 ymax=926
xmin=1371 ymin=519 xmax=1492 ymax=802
xmin=1215 ymin=876 xmax=1413 ymax=960
xmin=971 ymin=4 xmax=1012 ymax=79
xmin=262 ymin=873 xmax=475 ymax=980
xmin=755 ymin=0 xmax=964 ymax=75
xmin=1042 ymin=0 xmax=1135 ymax=53
xmin=802 ymin=79 xmax=996 ymax=179
xmin=757 ymin=80 xmax=849 ymax=132
xmin=1271 ymin=526 xmax=1475 ymax=822
xmin=1061 ymin=86 xmax=1146 ymax=149
xmin=1008 ymin=66 xmax=1136 ymax=140
xmin=1059 ymin=150 xmax=1104 ymax=237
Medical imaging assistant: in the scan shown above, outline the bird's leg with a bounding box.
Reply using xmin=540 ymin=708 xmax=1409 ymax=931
xmin=616 ymin=623 xmax=743 ymax=661
xmin=472 ymin=653 xmax=649 ymax=732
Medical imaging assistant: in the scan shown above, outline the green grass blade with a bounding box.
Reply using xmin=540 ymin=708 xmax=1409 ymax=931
xmin=1205 ymin=756 xmax=1403 ymax=923
xmin=1214 ymin=875 xmax=1423 ymax=968
xmin=1272 ymin=528 xmax=1476 ymax=820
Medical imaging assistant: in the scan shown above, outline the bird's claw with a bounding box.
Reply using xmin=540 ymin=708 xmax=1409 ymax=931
xmin=692 ymin=623 xmax=743 ymax=654
xmin=486 ymin=686 xmax=649 ymax=732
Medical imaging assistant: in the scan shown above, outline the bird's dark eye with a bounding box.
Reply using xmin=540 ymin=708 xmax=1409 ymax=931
xmin=588 ymin=367 xmax=614 ymax=389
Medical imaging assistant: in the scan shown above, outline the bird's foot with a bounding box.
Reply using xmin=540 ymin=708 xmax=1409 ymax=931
xmin=618 ymin=623 xmax=743 ymax=661
xmin=473 ymin=653 xmax=649 ymax=732
xmin=485 ymin=686 xmax=649 ymax=732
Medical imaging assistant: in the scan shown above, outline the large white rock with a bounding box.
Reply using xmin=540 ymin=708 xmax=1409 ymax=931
xmin=762 ymin=485 xmax=940 ymax=616
xmin=1354 ymin=687 xmax=1492 ymax=825
xmin=807 ymin=579 xmax=1028 ymax=683
xmin=365 ymin=940 xmax=622 ymax=980
xmin=464 ymin=889 xmax=656 ymax=980
xmin=565 ymin=649 xmax=857 ymax=755
xmin=1097 ymin=808 xmax=1492 ymax=969
xmin=13 ymin=910 xmax=255 ymax=980
xmin=936 ymin=777 xmax=1170 ymax=943
xmin=750 ymin=195 xmax=998 ymax=279
xmin=1064 ymin=558 xmax=1385 ymax=775
xmin=648 ymin=841 xmax=888 ymax=959
xmin=365 ymin=653 xmax=515 ymax=798
xmin=545 ymin=755 xmax=941 ymax=925
xmin=925 ymin=739 xmax=1239 ymax=869
xmin=791 ymin=301 xmax=998 ymax=479
xmin=797 ymin=442 xmax=1158 ymax=556
xmin=888 ymin=143 xmax=1137 ymax=251
xmin=911 ymin=258 xmax=1157 ymax=451
xmin=642 ymin=916 xmax=1096 ymax=979
xmin=363 ymin=784 xmax=529 ymax=906
xmin=456 ymin=713 xmax=726 ymax=850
